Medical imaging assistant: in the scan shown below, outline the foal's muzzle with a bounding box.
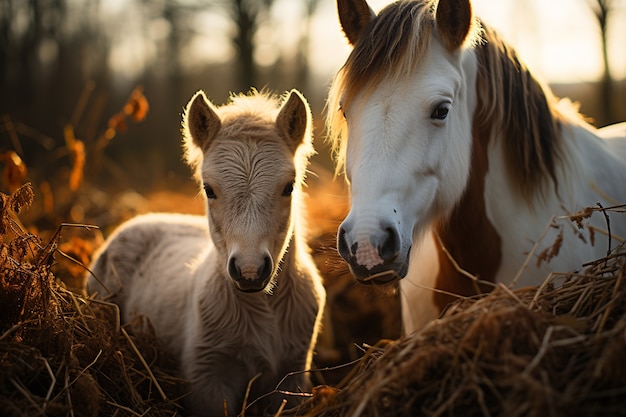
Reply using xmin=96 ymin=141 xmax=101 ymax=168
xmin=228 ymin=254 xmax=273 ymax=292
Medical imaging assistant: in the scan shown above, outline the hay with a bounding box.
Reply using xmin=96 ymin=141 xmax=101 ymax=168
xmin=4 ymin=181 xmax=626 ymax=416
xmin=0 ymin=185 xmax=185 ymax=417
xmin=299 ymin=220 xmax=626 ymax=416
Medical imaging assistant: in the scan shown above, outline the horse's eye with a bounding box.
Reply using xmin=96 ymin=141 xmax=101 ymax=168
xmin=204 ymin=184 xmax=216 ymax=199
xmin=282 ymin=182 xmax=294 ymax=197
xmin=431 ymin=105 xmax=450 ymax=121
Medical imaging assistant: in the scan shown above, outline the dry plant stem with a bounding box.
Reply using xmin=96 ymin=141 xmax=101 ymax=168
xmin=2 ymin=115 xmax=25 ymax=155
xmin=85 ymin=297 xmax=121 ymax=334
xmin=240 ymin=373 xmax=262 ymax=417
xmin=511 ymin=215 xmax=556 ymax=288
xmin=400 ymin=278 xmax=468 ymax=304
xmin=495 ymin=283 xmax=525 ymax=305
xmin=0 ymin=320 xmax=33 ymax=341
xmin=64 ymin=370 xmax=75 ymax=417
xmin=105 ymin=401 xmax=145 ymax=416
xmin=67 ymin=288 xmax=91 ymax=332
xmin=11 ymin=378 xmax=45 ymax=414
xmin=70 ymin=81 xmax=96 ymax=127
xmin=433 ymin=230 xmax=495 ymax=294
xmin=596 ymin=203 xmax=612 ymax=256
xmin=42 ymin=357 xmax=57 ymax=410
xmin=274 ymin=399 xmax=288 ymax=417
xmin=51 ymin=350 xmax=103 ymax=405
xmin=595 ymin=263 xmax=625 ymax=334
xmin=121 ymin=327 xmax=168 ymax=401
xmin=360 ymin=270 xmax=400 ymax=283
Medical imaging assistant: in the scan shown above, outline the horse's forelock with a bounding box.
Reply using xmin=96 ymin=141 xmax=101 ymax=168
xmin=327 ymin=1 xmax=434 ymax=174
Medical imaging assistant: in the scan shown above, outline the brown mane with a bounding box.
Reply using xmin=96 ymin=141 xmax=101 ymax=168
xmin=473 ymin=24 xmax=565 ymax=200
xmin=327 ymin=0 xmax=567 ymax=201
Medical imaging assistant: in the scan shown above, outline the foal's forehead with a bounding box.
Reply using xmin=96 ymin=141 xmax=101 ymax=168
xmin=204 ymin=135 xmax=295 ymax=181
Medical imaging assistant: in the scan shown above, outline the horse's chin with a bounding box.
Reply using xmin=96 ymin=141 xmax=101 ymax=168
xmin=350 ymin=261 xmax=408 ymax=286
xmin=232 ymin=277 xmax=273 ymax=293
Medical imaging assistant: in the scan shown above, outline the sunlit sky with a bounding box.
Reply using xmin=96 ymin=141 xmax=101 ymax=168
xmin=103 ymin=0 xmax=626 ymax=84
xmin=308 ymin=0 xmax=626 ymax=83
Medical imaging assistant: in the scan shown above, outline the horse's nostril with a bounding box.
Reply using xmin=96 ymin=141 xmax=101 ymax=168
xmin=337 ymin=227 xmax=354 ymax=260
xmin=379 ymin=227 xmax=400 ymax=261
xmin=228 ymin=256 xmax=240 ymax=280
xmin=258 ymin=255 xmax=273 ymax=281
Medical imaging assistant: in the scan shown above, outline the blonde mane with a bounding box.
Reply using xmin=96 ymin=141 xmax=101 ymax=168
xmin=327 ymin=0 xmax=568 ymax=200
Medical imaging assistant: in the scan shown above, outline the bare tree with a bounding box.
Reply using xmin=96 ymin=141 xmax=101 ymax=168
xmin=295 ymin=0 xmax=321 ymax=91
xmin=587 ymin=0 xmax=616 ymax=125
xmin=225 ymin=0 xmax=275 ymax=91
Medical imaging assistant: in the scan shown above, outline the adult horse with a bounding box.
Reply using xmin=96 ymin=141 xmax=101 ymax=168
xmin=327 ymin=0 xmax=626 ymax=334
xmin=87 ymin=89 xmax=325 ymax=415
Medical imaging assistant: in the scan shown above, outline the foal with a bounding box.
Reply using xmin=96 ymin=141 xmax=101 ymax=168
xmin=87 ymin=89 xmax=325 ymax=416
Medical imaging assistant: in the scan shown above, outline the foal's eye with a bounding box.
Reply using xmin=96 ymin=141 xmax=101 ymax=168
xmin=204 ymin=184 xmax=217 ymax=199
xmin=431 ymin=104 xmax=450 ymax=121
xmin=281 ymin=182 xmax=294 ymax=197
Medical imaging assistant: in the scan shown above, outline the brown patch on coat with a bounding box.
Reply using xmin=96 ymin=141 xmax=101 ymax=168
xmin=432 ymin=117 xmax=502 ymax=312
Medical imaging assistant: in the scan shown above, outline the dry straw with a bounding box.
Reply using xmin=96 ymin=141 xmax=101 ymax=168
xmin=297 ymin=206 xmax=626 ymax=417
xmin=0 ymin=184 xmax=185 ymax=417
xmin=2 ymin=182 xmax=626 ymax=416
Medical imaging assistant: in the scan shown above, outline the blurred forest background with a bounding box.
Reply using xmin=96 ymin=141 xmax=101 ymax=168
xmin=0 ymin=0 xmax=625 ymax=229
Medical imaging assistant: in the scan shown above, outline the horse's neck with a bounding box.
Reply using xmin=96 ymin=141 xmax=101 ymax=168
xmin=489 ymin=113 xmax=626 ymax=213
xmin=441 ymin=116 xmax=626 ymax=291
xmin=430 ymin=134 xmax=501 ymax=310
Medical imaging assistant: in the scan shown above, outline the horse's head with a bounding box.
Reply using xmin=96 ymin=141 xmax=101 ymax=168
xmin=329 ymin=0 xmax=481 ymax=284
xmin=183 ymin=90 xmax=313 ymax=293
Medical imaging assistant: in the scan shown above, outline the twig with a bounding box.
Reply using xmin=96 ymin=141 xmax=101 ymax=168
xmin=51 ymin=350 xmax=103 ymax=404
xmin=433 ymin=230 xmax=494 ymax=295
xmin=105 ymin=400 xmax=145 ymax=416
xmin=273 ymin=399 xmax=287 ymax=417
xmin=11 ymin=378 xmax=44 ymax=414
xmin=120 ymin=327 xmax=168 ymax=401
xmin=85 ymin=297 xmax=121 ymax=334
xmin=42 ymin=357 xmax=57 ymax=412
xmin=240 ymin=373 xmax=261 ymax=417
xmin=510 ymin=216 xmax=557 ymax=288
xmin=596 ymin=203 xmax=612 ymax=261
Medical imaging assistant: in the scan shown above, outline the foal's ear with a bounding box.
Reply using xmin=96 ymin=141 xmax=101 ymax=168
xmin=337 ymin=0 xmax=376 ymax=46
xmin=435 ymin=0 xmax=473 ymax=51
xmin=184 ymin=90 xmax=221 ymax=151
xmin=276 ymin=90 xmax=310 ymax=152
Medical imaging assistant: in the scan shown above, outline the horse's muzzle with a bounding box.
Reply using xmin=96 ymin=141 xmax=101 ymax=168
xmin=337 ymin=225 xmax=409 ymax=285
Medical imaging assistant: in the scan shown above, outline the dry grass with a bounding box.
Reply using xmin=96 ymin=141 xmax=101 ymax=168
xmin=2 ymin=182 xmax=626 ymax=416
xmin=0 ymin=184 xmax=185 ymax=417
xmin=297 ymin=208 xmax=626 ymax=417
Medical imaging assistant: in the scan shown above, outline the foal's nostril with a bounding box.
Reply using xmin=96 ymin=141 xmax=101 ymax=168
xmin=379 ymin=227 xmax=401 ymax=261
xmin=228 ymin=256 xmax=240 ymax=281
xmin=258 ymin=255 xmax=273 ymax=282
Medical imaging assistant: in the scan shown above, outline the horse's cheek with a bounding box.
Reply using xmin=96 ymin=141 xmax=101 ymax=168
xmin=208 ymin=210 xmax=227 ymax=254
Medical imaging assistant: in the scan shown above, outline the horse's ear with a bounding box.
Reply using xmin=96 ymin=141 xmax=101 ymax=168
xmin=276 ymin=90 xmax=310 ymax=152
xmin=337 ymin=0 xmax=375 ymax=46
xmin=184 ymin=90 xmax=221 ymax=151
xmin=435 ymin=0 xmax=473 ymax=51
